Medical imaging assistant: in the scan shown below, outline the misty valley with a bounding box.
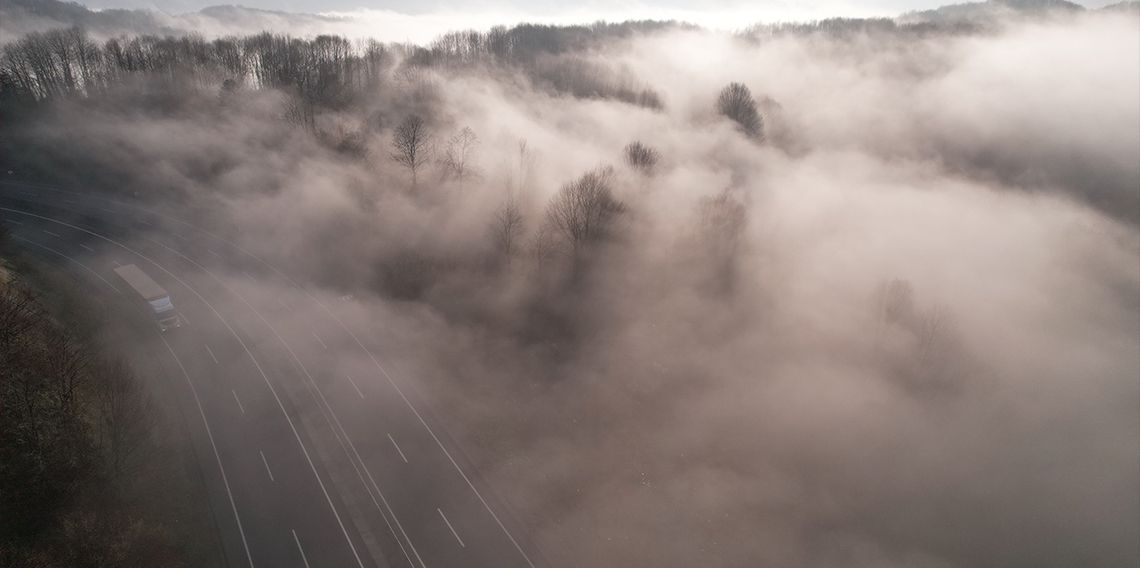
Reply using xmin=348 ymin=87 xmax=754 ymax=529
xmin=1 ymin=0 xmax=1137 ymax=567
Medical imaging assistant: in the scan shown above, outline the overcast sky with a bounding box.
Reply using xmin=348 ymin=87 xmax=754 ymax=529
xmin=67 ymin=0 xmax=1126 ymax=23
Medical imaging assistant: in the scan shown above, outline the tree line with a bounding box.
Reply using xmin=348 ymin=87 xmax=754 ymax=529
xmin=0 ymin=27 xmax=391 ymax=106
xmin=0 ymin=22 xmax=677 ymax=112
xmin=0 ymin=244 xmax=215 ymax=567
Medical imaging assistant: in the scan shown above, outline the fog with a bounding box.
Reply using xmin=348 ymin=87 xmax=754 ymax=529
xmin=0 ymin=0 xmax=920 ymax=46
xmin=1 ymin=3 xmax=1137 ymax=567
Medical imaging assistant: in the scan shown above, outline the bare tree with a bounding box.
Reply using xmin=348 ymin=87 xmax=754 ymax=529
xmin=916 ymin=305 xmax=953 ymax=368
xmin=282 ymin=91 xmax=315 ymax=130
xmin=0 ymin=286 xmax=44 ymax=349
xmin=530 ymin=220 xmax=558 ymax=269
xmin=698 ymin=189 xmax=747 ymax=256
xmin=45 ymin=27 xmax=80 ymax=93
xmin=93 ymin=359 xmax=156 ymax=476
xmin=390 ymin=114 xmax=434 ymax=190
xmin=717 ymin=82 xmax=764 ymax=141
xmin=696 ymin=189 xmax=747 ymax=294
xmin=873 ymin=278 xmax=915 ymax=327
xmin=503 ymin=139 xmax=538 ymax=200
xmin=489 ymin=198 xmax=525 ymax=260
xmin=441 ymin=126 xmax=480 ymax=186
xmin=543 ymin=166 xmax=628 ymax=257
xmin=42 ymin=329 xmax=90 ymax=421
xmin=624 ymin=141 xmax=660 ymax=176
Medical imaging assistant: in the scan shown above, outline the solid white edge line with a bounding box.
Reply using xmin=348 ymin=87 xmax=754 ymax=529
xmin=111 ymin=219 xmax=384 ymax=568
xmin=6 ymin=227 xmax=258 ymax=568
xmin=8 ymin=195 xmax=544 ymax=566
xmin=123 ymin=232 xmax=369 ymax=568
xmin=438 ymin=509 xmax=465 ymax=547
xmin=9 ymin=235 xmax=120 ymax=294
xmin=163 ymin=336 xmax=256 ymax=567
xmin=207 ymin=231 xmax=540 ymax=567
xmin=288 ymin=354 xmax=424 ymax=568
xmin=3 ymin=208 xmax=368 ymax=568
xmin=357 ymin=342 xmax=538 ymax=567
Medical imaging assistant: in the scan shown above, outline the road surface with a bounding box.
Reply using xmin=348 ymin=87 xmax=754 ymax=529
xmin=1 ymin=182 xmax=546 ymax=568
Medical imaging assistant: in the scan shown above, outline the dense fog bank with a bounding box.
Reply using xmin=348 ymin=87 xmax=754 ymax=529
xmin=2 ymin=4 xmax=1137 ymax=567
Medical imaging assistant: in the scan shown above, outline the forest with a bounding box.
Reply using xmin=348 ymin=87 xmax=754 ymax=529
xmin=1 ymin=1 xmax=1137 ymax=566
xmin=0 ymin=229 xmax=219 ymax=567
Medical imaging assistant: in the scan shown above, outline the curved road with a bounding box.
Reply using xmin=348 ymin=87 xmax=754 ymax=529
xmin=1 ymin=182 xmax=546 ymax=568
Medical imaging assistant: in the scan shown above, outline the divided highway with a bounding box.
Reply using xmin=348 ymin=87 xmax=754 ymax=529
xmin=1 ymin=183 xmax=544 ymax=568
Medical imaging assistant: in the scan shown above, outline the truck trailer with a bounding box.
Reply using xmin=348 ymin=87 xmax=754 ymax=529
xmin=114 ymin=263 xmax=181 ymax=331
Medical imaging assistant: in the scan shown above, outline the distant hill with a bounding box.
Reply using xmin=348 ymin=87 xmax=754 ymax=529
xmin=1099 ymin=0 xmax=1140 ymax=13
xmin=1 ymin=0 xmax=1130 ymax=46
xmin=898 ymin=0 xmax=1088 ymax=26
xmin=0 ymin=0 xmax=344 ymax=43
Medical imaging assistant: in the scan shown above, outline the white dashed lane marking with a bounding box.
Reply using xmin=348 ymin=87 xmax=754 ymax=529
xmin=346 ymin=375 xmax=364 ymax=398
xmin=232 ymin=390 xmax=245 ymax=414
xmin=388 ymin=433 xmax=408 ymax=463
xmin=438 ymin=509 xmax=465 ymax=547
xmin=293 ymin=530 xmax=312 ymax=568
xmin=259 ymin=450 xmax=274 ymax=481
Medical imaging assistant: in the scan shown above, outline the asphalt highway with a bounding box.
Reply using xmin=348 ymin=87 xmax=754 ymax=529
xmin=1 ymin=183 xmax=545 ymax=568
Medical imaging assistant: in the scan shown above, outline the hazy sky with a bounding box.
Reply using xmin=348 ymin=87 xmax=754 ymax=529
xmin=37 ymin=0 xmax=1122 ymax=44
xmin=1 ymin=0 xmax=1135 ymax=564
xmin=66 ymin=0 xmax=1129 ymax=22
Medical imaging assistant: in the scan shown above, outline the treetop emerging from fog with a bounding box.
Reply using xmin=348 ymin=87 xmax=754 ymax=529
xmin=0 ymin=1 xmax=1136 ymax=567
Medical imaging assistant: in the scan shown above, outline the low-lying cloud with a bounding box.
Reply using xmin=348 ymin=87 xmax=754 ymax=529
xmin=1 ymin=4 xmax=1136 ymax=567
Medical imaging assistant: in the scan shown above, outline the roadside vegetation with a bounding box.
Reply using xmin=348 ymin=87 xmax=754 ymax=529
xmin=0 ymin=2 xmax=1135 ymax=565
xmin=0 ymin=227 xmax=220 ymax=568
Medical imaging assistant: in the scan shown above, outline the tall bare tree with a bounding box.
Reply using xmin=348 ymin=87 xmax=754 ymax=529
xmin=717 ymin=82 xmax=764 ymax=141
xmin=489 ymin=198 xmax=525 ymax=260
xmin=390 ymin=114 xmax=434 ymax=190
xmin=874 ymin=278 xmax=916 ymax=328
xmin=696 ymin=189 xmax=747 ymax=294
xmin=530 ymin=220 xmax=558 ymax=268
xmin=507 ymin=139 xmax=538 ymax=198
xmin=698 ymin=189 xmax=747 ymax=257
xmin=441 ymin=126 xmax=480 ymax=186
xmin=94 ymin=359 xmax=156 ymax=476
xmin=543 ymin=166 xmax=628 ymax=257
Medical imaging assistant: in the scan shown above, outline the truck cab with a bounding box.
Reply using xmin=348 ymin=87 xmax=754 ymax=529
xmin=151 ymin=296 xmax=181 ymax=331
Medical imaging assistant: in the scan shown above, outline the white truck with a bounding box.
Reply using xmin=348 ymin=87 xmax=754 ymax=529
xmin=114 ymin=263 xmax=181 ymax=331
